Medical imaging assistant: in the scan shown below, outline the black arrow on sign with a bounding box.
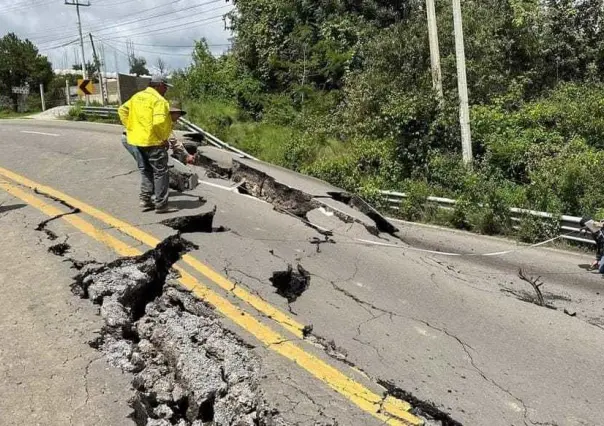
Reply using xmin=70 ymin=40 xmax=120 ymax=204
xmin=79 ymin=80 xmax=92 ymax=95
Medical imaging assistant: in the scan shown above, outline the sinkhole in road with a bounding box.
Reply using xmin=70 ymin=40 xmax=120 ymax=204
xmin=269 ymin=264 xmax=311 ymax=303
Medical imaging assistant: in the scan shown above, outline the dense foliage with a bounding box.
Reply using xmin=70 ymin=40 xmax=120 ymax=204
xmin=172 ymin=0 xmax=604 ymax=241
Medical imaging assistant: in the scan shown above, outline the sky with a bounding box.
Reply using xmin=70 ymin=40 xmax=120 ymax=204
xmin=0 ymin=0 xmax=234 ymax=74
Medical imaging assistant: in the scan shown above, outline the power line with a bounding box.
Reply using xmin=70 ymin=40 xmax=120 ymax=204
xmin=94 ymin=0 xmax=139 ymax=7
xmin=20 ymin=0 xmax=176 ymax=39
xmin=33 ymin=0 xmax=225 ymax=46
xmin=41 ymin=10 xmax=226 ymax=48
xmin=122 ymin=41 xmax=231 ymax=48
xmin=86 ymin=0 xmax=223 ymax=37
xmin=0 ymin=0 xmax=55 ymax=14
xmin=99 ymin=12 xmax=228 ymax=40
xmin=31 ymin=0 xmax=187 ymax=41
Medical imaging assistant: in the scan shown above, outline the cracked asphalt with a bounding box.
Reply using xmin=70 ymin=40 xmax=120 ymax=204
xmin=1 ymin=119 xmax=604 ymax=425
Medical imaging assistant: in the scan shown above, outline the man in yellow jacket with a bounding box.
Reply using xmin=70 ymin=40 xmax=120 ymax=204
xmin=118 ymin=75 xmax=176 ymax=213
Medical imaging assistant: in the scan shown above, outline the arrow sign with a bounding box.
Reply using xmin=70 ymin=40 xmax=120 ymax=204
xmin=77 ymin=79 xmax=94 ymax=96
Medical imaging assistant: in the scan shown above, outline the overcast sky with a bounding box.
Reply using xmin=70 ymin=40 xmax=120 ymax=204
xmin=0 ymin=0 xmax=234 ymax=74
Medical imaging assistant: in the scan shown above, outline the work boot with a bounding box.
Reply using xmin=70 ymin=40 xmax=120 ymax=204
xmin=155 ymin=204 xmax=179 ymax=214
xmin=139 ymin=200 xmax=154 ymax=211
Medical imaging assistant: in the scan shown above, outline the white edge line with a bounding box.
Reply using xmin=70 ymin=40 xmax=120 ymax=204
xmin=20 ymin=130 xmax=59 ymax=137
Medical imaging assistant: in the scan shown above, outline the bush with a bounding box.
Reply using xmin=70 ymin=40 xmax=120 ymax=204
xmin=66 ymin=106 xmax=85 ymax=121
xmin=398 ymin=180 xmax=432 ymax=222
xmin=516 ymin=214 xmax=560 ymax=244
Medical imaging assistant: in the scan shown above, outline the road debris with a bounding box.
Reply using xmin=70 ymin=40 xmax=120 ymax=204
xmin=270 ymin=264 xmax=311 ymax=303
xmin=309 ymin=236 xmax=336 ymax=253
xmin=518 ymin=269 xmax=547 ymax=307
xmin=168 ymin=157 xmax=199 ymax=192
xmin=160 ymin=207 xmax=229 ymax=233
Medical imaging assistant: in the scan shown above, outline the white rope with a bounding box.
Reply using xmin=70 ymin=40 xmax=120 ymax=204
xmin=354 ymin=235 xmax=562 ymax=257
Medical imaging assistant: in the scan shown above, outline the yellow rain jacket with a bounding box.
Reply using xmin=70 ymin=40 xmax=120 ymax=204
xmin=118 ymin=87 xmax=172 ymax=147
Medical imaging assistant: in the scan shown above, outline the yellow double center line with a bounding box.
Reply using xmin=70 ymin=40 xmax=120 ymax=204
xmin=0 ymin=166 xmax=422 ymax=426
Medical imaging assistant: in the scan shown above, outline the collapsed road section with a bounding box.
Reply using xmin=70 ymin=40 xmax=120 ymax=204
xmin=71 ymin=235 xmax=286 ymax=426
xmin=191 ymin=146 xmax=400 ymax=239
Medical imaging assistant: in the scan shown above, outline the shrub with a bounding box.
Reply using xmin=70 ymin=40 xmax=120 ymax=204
xmin=67 ymin=106 xmax=85 ymax=121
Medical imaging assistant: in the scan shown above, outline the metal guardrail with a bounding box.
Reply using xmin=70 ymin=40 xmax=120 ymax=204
xmin=80 ymin=106 xmax=258 ymax=160
xmin=380 ymin=190 xmax=594 ymax=245
xmin=81 ymin=106 xmax=118 ymax=117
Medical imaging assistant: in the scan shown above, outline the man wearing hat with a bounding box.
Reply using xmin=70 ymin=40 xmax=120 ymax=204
xmin=119 ymin=75 xmax=181 ymax=213
xmin=166 ymin=101 xmax=194 ymax=165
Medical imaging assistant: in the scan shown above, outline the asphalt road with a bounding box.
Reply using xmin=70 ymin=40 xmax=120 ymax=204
xmin=1 ymin=118 xmax=603 ymax=426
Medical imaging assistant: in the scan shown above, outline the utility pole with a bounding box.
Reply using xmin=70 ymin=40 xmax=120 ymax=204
xmin=100 ymin=43 xmax=109 ymax=103
xmin=425 ymin=0 xmax=443 ymax=100
xmin=89 ymin=33 xmax=107 ymax=105
xmin=65 ymin=0 xmax=90 ymax=105
xmin=40 ymin=84 xmax=46 ymax=111
xmin=452 ymin=0 xmax=472 ymax=165
xmin=114 ymin=49 xmax=120 ymax=74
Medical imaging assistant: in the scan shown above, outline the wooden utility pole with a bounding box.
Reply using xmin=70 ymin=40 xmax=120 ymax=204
xmin=89 ymin=33 xmax=107 ymax=105
xmin=65 ymin=0 xmax=91 ymax=105
xmin=425 ymin=0 xmax=443 ymax=100
xmin=452 ymin=0 xmax=472 ymax=165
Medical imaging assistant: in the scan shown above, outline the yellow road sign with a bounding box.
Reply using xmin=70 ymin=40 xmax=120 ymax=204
xmin=77 ymin=79 xmax=94 ymax=96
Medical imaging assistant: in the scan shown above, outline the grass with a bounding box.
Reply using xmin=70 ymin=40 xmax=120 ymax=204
xmin=184 ymin=99 xmax=295 ymax=165
xmin=0 ymin=109 xmax=36 ymax=119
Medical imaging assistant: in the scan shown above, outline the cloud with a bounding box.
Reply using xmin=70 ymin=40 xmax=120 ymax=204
xmin=0 ymin=0 xmax=234 ymax=72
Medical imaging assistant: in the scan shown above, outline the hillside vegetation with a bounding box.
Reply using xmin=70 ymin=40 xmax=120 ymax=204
xmin=172 ymin=0 xmax=604 ymax=241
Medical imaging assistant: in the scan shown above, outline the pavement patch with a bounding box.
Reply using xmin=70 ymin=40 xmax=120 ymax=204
xmin=71 ymin=234 xmax=285 ymax=425
xmin=161 ymin=207 xmax=229 ymax=234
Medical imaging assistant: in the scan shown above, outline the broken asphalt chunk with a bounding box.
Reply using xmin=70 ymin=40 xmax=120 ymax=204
xmin=70 ymin=234 xmax=285 ymax=425
xmin=160 ymin=207 xmax=229 ymax=233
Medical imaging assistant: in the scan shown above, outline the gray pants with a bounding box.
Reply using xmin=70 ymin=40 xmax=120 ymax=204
xmin=138 ymin=146 xmax=169 ymax=208
xmin=122 ymin=135 xmax=169 ymax=208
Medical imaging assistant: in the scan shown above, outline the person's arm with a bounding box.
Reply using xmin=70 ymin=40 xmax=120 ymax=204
xmin=152 ymin=99 xmax=172 ymax=144
xmin=117 ymin=100 xmax=130 ymax=127
xmin=169 ymin=136 xmax=195 ymax=164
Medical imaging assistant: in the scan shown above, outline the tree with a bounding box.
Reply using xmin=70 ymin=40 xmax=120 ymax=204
xmin=0 ymin=33 xmax=53 ymax=111
xmin=129 ymin=55 xmax=149 ymax=76
xmin=156 ymin=57 xmax=168 ymax=74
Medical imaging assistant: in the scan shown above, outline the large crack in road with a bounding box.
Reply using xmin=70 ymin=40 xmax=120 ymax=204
xmin=26 ymin=172 xmax=466 ymax=426
xmin=68 ymin=234 xmax=288 ymax=426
